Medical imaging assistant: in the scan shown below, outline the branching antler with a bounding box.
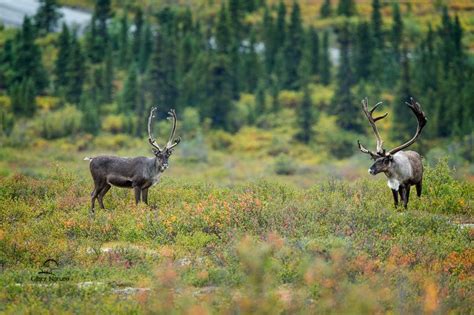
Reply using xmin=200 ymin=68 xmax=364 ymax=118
xmin=147 ymin=107 xmax=181 ymax=152
xmin=357 ymin=140 xmax=379 ymax=160
xmin=388 ymin=97 xmax=427 ymax=155
xmin=358 ymin=98 xmax=388 ymax=159
xmin=165 ymin=109 xmax=181 ymax=149
xmin=148 ymin=107 xmax=163 ymax=152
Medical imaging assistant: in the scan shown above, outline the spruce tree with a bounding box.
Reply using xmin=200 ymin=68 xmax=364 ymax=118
xmin=89 ymin=66 xmax=105 ymax=106
xmin=275 ymin=1 xmax=286 ymax=50
xmin=13 ymin=17 xmax=48 ymax=92
xmin=371 ymin=0 xmax=383 ymax=47
xmin=337 ymin=0 xmax=356 ymax=17
xmin=391 ymin=3 xmax=403 ymax=61
xmin=157 ymin=7 xmax=177 ymax=36
xmin=86 ymin=15 xmax=100 ymax=62
xmin=295 ymin=86 xmax=316 ymax=143
xmin=206 ymin=54 xmax=233 ymax=130
xmin=118 ymin=12 xmax=129 ymax=67
xmin=0 ymin=39 xmax=14 ymax=88
xmin=133 ymin=8 xmax=143 ymax=60
xmin=91 ymin=0 xmax=112 ymax=62
xmin=308 ymin=27 xmax=320 ymax=76
xmin=35 ymin=0 xmax=62 ymax=34
xmin=138 ymin=23 xmax=152 ymax=73
xmin=333 ymin=24 xmax=361 ymax=132
xmin=120 ymin=64 xmax=138 ymax=113
xmin=242 ymin=31 xmax=261 ymax=92
xmin=55 ymin=23 xmax=70 ymax=94
xmin=385 ymin=3 xmax=403 ymax=86
xmin=255 ymin=80 xmax=266 ymax=116
xmin=353 ymin=22 xmax=372 ymax=81
xmin=179 ymin=7 xmax=193 ymax=35
xmin=103 ymin=44 xmax=114 ymax=104
xmin=452 ymin=14 xmax=463 ymax=63
xmin=95 ymin=0 xmax=112 ymax=38
xmin=320 ymin=31 xmax=331 ymax=85
xmin=270 ymin=75 xmax=280 ymax=112
xmin=283 ymin=1 xmax=304 ymax=90
xmin=215 ymin=3 xmax=232 ymax=54
xmin=392 ymin=47 xmax=414 ymax=139
xmin=148 ymin=32 xmax=166 ymax=107
xmin=229 ymin=0 xmax=243 ymax=42
xmin=148 ymin=32 xmax=177 ymax=110
xmin=320 ymin=0 xmax=332 ymax=18
xmin=80 ymin=97 xmax=100 ymax=135
xmin=262 ymin=6 xmax=275 ymax=74
xmin=298 ymin=31 xmax=312 ymax=87
xmin=65 ymin=35 xmax=85 ymax=104
xmin=9 ymin=78 xmax=36 ymax=117
xmin=178 ymin=33 xmax=195 ymax=83
xmin=439 ymin=7 xmax=454 ymax=77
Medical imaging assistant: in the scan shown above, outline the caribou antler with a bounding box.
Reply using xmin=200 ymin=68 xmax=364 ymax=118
xmin=388 ymin=97 xmax=427 ymax=155
xmin=148 ymin=107 xmax=163 ymax=152
xmin=165 ymin=109 xmax=181 ymax=149
xmin=358 ymin=98 xmax=388 ymax=159
xmin=357 ymin=140 xmax=379 ymax=160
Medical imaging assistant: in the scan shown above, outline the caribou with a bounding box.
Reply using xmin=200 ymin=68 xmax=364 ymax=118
xmin=357 ymin=97 xmax=427 ymax=209
xmin=85 ymin=107 xmax=181 ymax=213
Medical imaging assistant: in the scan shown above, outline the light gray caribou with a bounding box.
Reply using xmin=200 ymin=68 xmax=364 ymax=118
xmin=357 ymin=97 xmax=427 ymax=209
xmin=85 ymin=108 xmax=180 ymax=213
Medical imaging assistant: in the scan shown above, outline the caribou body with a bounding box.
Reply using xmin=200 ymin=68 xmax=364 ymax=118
xmin=358 ymin=97 xmax=427 ymax=208
xmin=85 ymin=108 xmax=180 ymax=213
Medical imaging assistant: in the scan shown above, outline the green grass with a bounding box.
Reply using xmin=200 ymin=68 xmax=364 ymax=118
xmin=0 ymin=147 xmax=472 ymax=313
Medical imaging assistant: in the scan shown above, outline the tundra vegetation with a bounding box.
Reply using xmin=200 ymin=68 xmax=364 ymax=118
xmin=0 ymin=0 xmax=473 ymax=313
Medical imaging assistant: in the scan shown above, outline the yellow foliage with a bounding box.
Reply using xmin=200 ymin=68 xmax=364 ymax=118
xmin=309 ymin=84 xmax=334 ymax=105
xmin=36 ymin=96 xmax=60 ymax=111
xmin=278 ymin=90 xmax=302 ymax=109
xmin=231 ymin=126 xmax=273 ymax=153
xmin=102 ymin=114 xmax=125 ymax=134
xmin=0 ymin=95 xmax=11 ymax=110
xmin=93 ymin=133 xmax=138 ymax=150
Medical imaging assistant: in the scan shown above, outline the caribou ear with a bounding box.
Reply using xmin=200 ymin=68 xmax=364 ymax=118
xmin=386 ymin=154 xmax=393 ymax=161
xmin=152 ymin=148 xmax=160 ymax=155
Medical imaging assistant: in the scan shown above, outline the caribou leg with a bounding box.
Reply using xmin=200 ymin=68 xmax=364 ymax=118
xmin=90 ymin=181 xmax=105 ymax=213
xmin=391 ymin=189 xmax=399 ymax=208
xmin=416 ymin=181 xmax=422 ymax=197
xmin=98 ymin=184 xmax=111 ymax=209
xmin=398 ymin=186 xmax=406 ymax=209
xmin=142 ymin=188 xmax=149 ymax=205
xmin=90 ymin=188 xmax=98 ymax=213
xmin=134 ymin=186 xmax=141 ymax=205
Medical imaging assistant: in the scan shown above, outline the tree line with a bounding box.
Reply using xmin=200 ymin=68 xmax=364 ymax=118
xmin=0 ymin=0 xmax=472 ymax=148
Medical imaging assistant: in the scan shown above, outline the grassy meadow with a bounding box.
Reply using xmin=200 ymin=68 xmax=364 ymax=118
xmin=0 ymin=135 xmax=473 ymax=314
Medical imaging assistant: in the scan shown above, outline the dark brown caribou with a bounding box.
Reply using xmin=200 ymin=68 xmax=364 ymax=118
xmin=85 ymin=107 xmax=180 ymax=213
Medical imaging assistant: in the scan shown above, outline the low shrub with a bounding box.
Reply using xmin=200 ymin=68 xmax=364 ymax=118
xmin=31 ymin=105 xmax=82 ymax=140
